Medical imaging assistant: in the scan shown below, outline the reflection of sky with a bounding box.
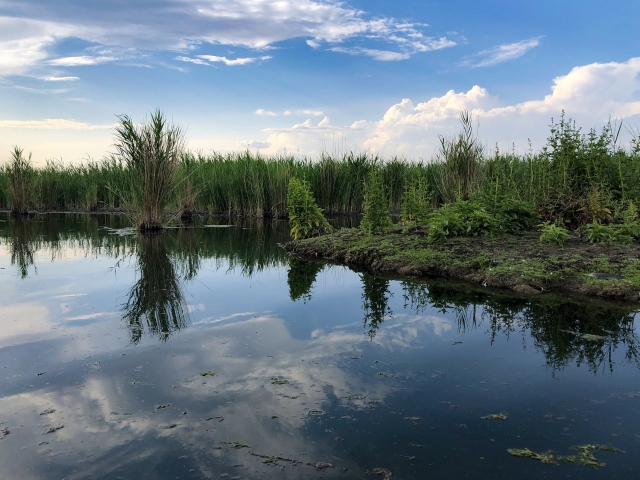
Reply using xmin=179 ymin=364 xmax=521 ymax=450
xmin=1 ymin=238 xmax=640 ymax=479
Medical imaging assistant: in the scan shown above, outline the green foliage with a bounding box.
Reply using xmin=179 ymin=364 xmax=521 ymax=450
xmin=113 ymin=110 xmax=184 ymax=230
xmin=287 ymin=177 xmax=332 ymax=240
xmin=360 ymin=168 xmax=392 ymax=235
xmin=401 ymin=175 xmax=431 ymax=226
xmin=6 ymin=147 xmax=33 ymax=215
xmin=427 ymin=201 xmax=497 ymax=243
xmin=581 ymin=221 xmax=637 ymax=243
xmin=494 ymin=199 xmax=540 ymax=233
xmin=539 ymin=222 xmax=570 ymax=246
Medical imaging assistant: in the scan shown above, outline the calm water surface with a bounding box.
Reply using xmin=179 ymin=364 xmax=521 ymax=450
xmin=0 ymin=213 xmax=639 ymax=479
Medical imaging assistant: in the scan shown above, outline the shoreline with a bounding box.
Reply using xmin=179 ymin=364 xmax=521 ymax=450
xmin=284 ymin=227 xmax=640 ymax=304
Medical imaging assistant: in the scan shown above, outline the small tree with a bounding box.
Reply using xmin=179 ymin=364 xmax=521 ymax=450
xmin=401 ymin=176 xmax=431 ymax=226
xmin=361 ymin=168 xmax=392 ymax=235
xmin=287 ymin=177 xmax=332 ymax=240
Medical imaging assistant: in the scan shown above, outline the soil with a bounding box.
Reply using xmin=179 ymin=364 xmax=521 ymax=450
xmin=284 ymin=227 xmax=640 ymax=303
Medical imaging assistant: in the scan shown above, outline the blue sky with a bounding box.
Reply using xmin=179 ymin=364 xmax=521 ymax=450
xmin=1 ymin=0 xmax=639 ymax=163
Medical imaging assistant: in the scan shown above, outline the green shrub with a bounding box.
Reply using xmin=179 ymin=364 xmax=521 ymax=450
xmin=401 ymin=176 xmax=431 ymax=226
xmin=360 ymin=168 xmax=392 ymax=235
xmin=582 ymin=221 xmax=636 ymax=243
xmin=287 ymin=177 xmax=332 ymax=240
xmin=427 ymin=201 xmax=497 ymax=243
xmin=494 ymin=199 xmax=540 ymax=233
xmin=539 ymin=222 xmax=570 ymax=246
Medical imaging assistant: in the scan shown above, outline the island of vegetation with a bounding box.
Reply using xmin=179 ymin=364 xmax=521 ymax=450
xmin=285 ymin=112 xmax=640 ymax=303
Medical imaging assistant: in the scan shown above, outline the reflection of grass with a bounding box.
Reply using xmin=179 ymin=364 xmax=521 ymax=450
xmin=287 ymin=258 xmax=323 ymax=302
xmin=9 ymin=217 xmax=38 ymax=279
xmin=123 ymin=232 xmax=189 ymax=344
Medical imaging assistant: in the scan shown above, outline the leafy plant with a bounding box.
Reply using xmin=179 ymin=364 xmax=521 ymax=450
xmin=427 ymin=201 xmax=497 ymax=243
xmin=401 ymin=175 xmax=431 ymax=226
xmin=495 ymin=199 xmax=540 ymax=233
xmin=360 ymin=168 xmax=392 ymax=235
xmin=287 ymin=177 xmax=332 ymax=240
xmin=581 ymin=222 xmax=616 ymax=243
xmin=539 ymin=222 xmax=570 ymax=246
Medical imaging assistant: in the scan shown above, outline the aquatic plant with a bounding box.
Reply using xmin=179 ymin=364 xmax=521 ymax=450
xmin=287 ymin=177 xmax=332 ymax=240
xmin=360 ymin=168 xmax=392 ymax=235
xmin=6 ymin=147 xmax=33 ymax=215
xmin=113 ymin=110 xmax=185 ymax=230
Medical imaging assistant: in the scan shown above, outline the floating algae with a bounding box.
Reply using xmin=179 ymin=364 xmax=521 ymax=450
xmin=482 ymin=413 xmax=508 ymax=420
xmin=508 ymin=444 xmax=624 ymax=468
xmin=200 ymin=371 xmax=215 ymax=377
xmin=581 ymin=334 xmax=607 ymax=342
xmin=270 ymin=377 xmax=289 ymax=385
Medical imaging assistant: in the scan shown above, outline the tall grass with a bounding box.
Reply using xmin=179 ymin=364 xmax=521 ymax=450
xmin=2 ymin=112 xmax=640 ymax=226
xmin=7 ymin=147 xmax=33 ymax=215
xmin=113 ymin=110 xmax=185 ymax=230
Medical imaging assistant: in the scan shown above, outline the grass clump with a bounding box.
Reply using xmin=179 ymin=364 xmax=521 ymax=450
xmin=6 ymin=147 xmax=33 ymax=215
xmin=361 ymin=168 xmax=392 ymax=235
xmin=113 ymin=110 xmax=184 ymax=231
xmin=287 ymin=178 xmax=332 ymax=240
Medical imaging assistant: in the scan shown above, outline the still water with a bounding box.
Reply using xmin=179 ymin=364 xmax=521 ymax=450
xmin=0 ymin=213 xmax=639 ymax=479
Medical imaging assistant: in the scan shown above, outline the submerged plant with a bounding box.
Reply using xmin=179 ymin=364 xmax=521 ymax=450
xmin=287 ymin=177 xmax=332 ymax=240
xmin=361 ymin=168 xmax=392 ymax=235
xmin=6 ymin=147 xmax=33 ymax=215
xmin=113 ymin=110 xmax=185 ymax=231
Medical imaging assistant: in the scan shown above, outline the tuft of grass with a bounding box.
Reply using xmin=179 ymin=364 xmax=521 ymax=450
xmin=113 ymin=110 xmax=184 ymax=230
xmin=7 ymin=147 xmax=32 ymax=215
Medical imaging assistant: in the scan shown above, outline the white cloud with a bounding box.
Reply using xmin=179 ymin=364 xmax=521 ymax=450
xmin=463 ymin=37 xmax=542 ymax=68
xmin=255 ymin=109 xmax=276 ymax=116
xmin=246 ymin=140 xmax=271 ymax=149
xmin=0 ymin=1 xmax=455 ymax=76
xmin=49 ymin=56 xmax=116 ymax=66
xmin=175 ymin=56 xmax=210 ymax=66
xmin=330 ymin=47 xmax=411 ymax=61
xmin=199 ymin=55 xmax=272 ymax=66
xmin=42 ymin=76 xmax=79 ymax=81
xmin=0 ymin=118 xmax=116 ymax=130
xmin=255 ymin=57 xmax=640 ymax=158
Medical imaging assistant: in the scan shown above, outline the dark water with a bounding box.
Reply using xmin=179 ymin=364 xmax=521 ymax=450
xmin=0 ymin=213 xmax=639 ymax=479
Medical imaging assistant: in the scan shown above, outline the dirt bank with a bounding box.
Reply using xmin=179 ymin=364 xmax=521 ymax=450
xmin=284 ymin=227 xmax=640 ymax=303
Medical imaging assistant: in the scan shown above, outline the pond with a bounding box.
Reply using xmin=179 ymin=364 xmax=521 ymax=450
xmin=0 ymin=213 xmax=638 ymax=479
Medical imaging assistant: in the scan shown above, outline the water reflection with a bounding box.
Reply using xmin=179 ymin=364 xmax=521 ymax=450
xmin=361 ymin=273 xmax=393 ymax=339
xmin=9 ymin=216 xmax=38 ymax=278
xmin=122 ymin=232 xmax=190 ymax=343
xmin=287 ymin=258 xmax=324 ymax=302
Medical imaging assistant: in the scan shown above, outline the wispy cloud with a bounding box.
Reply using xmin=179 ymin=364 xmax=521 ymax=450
xmin=284 ymin=109 xmax=324 ymax=116
xmin=0 ymin=119 xmax=116 ymax=130
xmin=255 ymin=109 xmax=276 ymax=116
xmin=42 ymin=76 xmax=79 ymax=81
xmin=462 ymin=37 xmax=542 ymax=68
xmin=49 ymin=56 xmax=116 ymax=66
xmin=176 ymin=55 xmax=272 ymax=67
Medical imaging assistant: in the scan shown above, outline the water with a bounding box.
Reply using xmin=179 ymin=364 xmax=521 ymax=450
xmin=0 ymin=213 xmax=639 ymax=479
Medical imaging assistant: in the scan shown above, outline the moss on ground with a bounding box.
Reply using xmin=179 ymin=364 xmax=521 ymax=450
xmin=285 ymin=227 xmax=640 ymax=302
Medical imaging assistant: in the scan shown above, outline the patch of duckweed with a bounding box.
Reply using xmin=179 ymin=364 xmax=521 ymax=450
xmin=508 ymin=444 xmax=623 ymax=468
xmin=270 ymin=377 xmax=289 ymax=385
xmin=482 ymin=413 xmax=508 ymax=420
xmin=200 ymin=371 xmax=215 ymax=377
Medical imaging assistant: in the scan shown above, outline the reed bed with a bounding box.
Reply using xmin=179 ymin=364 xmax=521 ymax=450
xmin=2 ymin=114 xmax=639 ymax=223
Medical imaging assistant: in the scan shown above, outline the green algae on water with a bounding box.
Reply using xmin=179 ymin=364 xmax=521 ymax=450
xmin=508 ymin=444 xmax=624 ymax=468
xmin=482 ymin=413 xmax=508 ymax=420
xmin=270 ymin=377 xmax=289 ymax=385
xmin=200 ymin=371 xmax=215 ymax=377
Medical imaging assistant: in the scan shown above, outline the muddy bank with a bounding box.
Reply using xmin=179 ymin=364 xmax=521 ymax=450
xmin=284 ymin=227 xmax=640 ymax=303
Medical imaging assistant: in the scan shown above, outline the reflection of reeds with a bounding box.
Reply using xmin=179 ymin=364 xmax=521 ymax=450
xmin=123 ymin=232 xmax=189 ymax=344
xmin=9 ymin=216 xmax=37 ymax=278
xmin=287 ymin=258 xmax=323 ymax=302
xmin=361 ymin=273 xmax=392 ymax=340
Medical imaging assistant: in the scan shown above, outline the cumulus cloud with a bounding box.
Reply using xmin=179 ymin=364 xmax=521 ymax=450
xmin=462 ymin=37 xmax=542 ymax=68
xmin=246 ymin=140 xmax=270 ymax=149
xmin=0 ymin=118 xmax=116 ymax=130
xmin=255 ymin=57 xmax=640 ymax=158
xmin=0 ymin=0 xmax=455 ymax=77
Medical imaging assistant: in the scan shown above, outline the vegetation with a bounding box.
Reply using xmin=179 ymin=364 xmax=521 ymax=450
xmin=287 ymin=177 xmax=332 ymax=240
xmin=360 ymin=168 xmax=392 ymax=235
xmin=6 ymin=147 xmax=33 ymax=215
xmin=113 ymin=110 xmax=185 ymax=230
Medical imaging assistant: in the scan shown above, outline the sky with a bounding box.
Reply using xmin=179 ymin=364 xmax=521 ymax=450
xmin=1 ymin=0 xmax=640 ymax=164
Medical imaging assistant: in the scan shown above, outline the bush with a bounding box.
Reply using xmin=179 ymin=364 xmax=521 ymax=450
xmin=427 ymin=201 xmax=497 ymax=243
xmin=495 ymin=199 xmax=540 ymax=233
xmin=539 ymin=222 xmax=570 ymax=246
xmin=361 ymin=168 xmax=392 ymax=235
xmin=287 ymin=177 xmax=332 ymax=240
xmin=401 ymin=176 xmax=431 ymax=226
xmin=581 ymin=222 xmax=635 ymax=243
